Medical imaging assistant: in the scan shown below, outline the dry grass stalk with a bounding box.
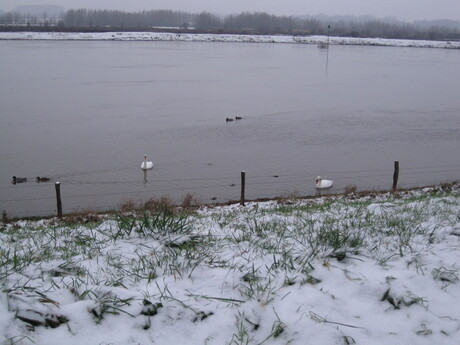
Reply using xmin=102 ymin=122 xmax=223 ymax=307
xmin=144 ymin=196 xmax=176 ymax=215
xmin=119 ymin=199 xmax=138 ymax=213
xmin=344 ymin=184 xmax=357 ymax=196
xmin=181 ymin=193 xmax=201 ymax=210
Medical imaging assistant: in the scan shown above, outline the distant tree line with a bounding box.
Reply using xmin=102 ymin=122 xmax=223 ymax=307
xmin=0 ymin=10 xmax=61 ymax=27
xmin=63 ymin=9 xmax=193 ymax=29
xmin=1 ymin=8 xmax=460 ymax=41
xmin=329 ymin=19 xmax=460 ymax=40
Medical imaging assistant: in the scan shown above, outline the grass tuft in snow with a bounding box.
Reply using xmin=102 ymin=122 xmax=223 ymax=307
xmin=0 ymin=183 xmax=459 ymax=344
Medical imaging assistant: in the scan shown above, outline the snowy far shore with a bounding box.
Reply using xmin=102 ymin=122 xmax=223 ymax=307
xmin=1 ymin=31 xmax=460 ymax=49
xmin=1 ymin=183 xmax=459 ymax=345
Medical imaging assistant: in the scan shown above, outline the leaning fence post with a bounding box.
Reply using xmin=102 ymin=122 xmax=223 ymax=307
xmin=392 ymin=161 xmax=399 ymax=192
xmin=240 ymin=171 xmax=246 ymax=206
xmin=55 ymin=182 xmax=62 ymax=218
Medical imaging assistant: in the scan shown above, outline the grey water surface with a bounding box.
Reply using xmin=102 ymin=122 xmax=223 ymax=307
xmin=1 ymin=40 xmax=459 ymax=217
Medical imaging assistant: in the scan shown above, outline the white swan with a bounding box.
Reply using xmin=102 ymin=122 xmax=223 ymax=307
xmin=316 ymin=176 xmax=333 ymax=189
xmin=141 ymin=155 xmax=153 ymax=170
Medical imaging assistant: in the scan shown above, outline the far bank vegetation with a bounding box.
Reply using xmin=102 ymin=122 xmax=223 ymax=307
xmin=1 ymin=8 xmax=460 ymax=41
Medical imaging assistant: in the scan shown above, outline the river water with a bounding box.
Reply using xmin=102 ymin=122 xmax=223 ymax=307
xmin=1 ymin=40 xmax=459 ymax=217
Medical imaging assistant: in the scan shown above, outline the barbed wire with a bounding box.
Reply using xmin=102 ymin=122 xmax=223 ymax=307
xmin=3 ymin=167 xmax=459 ymax=201
xmin=3 ymin=162 xmax=459 ymax=189
xmin=2 ymin=163 xmax=459 ymax=217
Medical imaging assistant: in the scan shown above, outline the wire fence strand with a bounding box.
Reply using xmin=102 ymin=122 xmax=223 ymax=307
xmin=2 ymin=163 xmax=459 ymax=217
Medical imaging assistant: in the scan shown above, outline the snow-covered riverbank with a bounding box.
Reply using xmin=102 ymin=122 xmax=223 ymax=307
xmin=1 ymin=31 xmax=459 ymax=49
xmin=1 ymin=184 xmax=460 ymax=344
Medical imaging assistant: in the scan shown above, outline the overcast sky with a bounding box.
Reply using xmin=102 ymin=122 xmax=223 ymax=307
xmin=2 ymin=0 xmax=460 ymax=21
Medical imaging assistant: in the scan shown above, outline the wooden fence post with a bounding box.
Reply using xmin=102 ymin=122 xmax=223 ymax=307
xmin=240 ymin=171 xmax=246 ymax=206
xmin=392 ymin=161 xmax=399 ymax=192
xmin=55 ymin=182 xmax=62 ymax=218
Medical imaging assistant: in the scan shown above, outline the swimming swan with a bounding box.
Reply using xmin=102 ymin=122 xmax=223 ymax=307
xmin=315 ymin=176 xmax=333 ymax=189
xmin=141 ymin=155 xmax=153 ymax=170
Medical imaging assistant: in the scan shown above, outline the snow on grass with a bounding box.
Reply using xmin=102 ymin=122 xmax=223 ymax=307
xmin=1 ymin=184 xmax=459 ymax=344
xmin=0 ymin=31 xmax=459 ymax=49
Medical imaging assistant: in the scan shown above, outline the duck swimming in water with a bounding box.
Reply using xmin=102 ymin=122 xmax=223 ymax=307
xmin=36 ymin=176 xmax=51 ymax=182
xmin=12 ymin=176 xmax=27 ymax=184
